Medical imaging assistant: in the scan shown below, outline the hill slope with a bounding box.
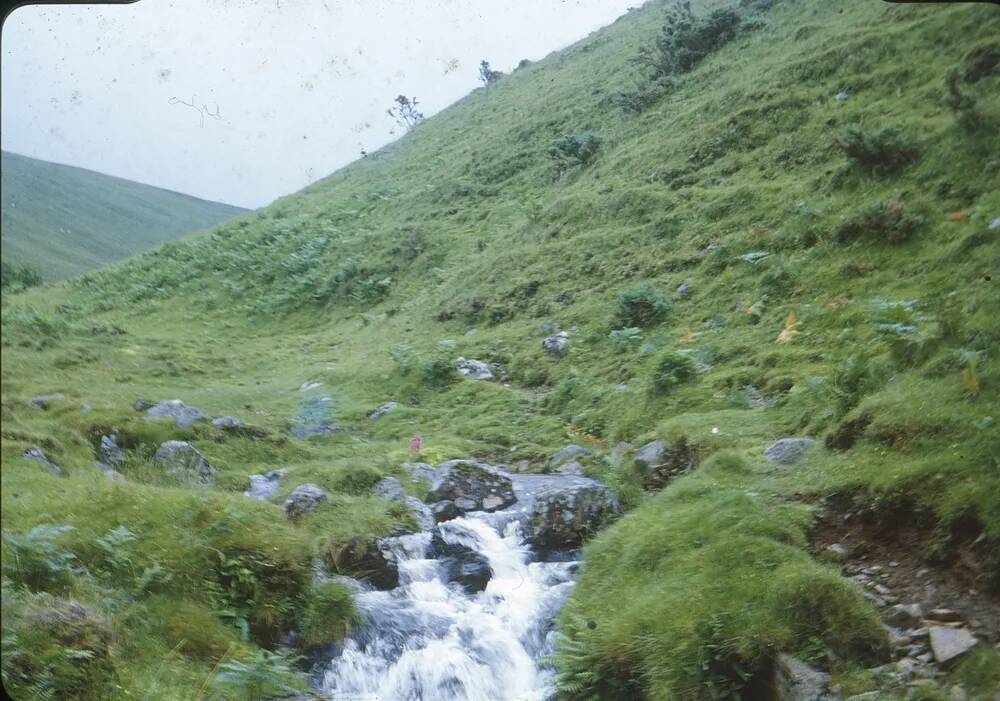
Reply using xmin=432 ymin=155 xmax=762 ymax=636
xmin=2 ymin=1 xmax=999 ymax=700
xmin=1 ymin=150 xmax=246 ymax=281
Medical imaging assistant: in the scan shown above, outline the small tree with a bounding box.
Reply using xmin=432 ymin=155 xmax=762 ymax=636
xmin=387 ymin=95 xmax=423 ymax=131
xmin=478 ymin=60 xmax=504 ymax=86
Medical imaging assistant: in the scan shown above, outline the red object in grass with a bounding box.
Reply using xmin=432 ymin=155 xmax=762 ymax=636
xmin=409 ymin=433 xmax=423 ymax=453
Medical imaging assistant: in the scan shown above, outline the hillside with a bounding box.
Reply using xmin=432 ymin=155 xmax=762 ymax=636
xmin=2 ymin=1 xmax=999 ymax=700
xmin=1 ymin=150 xmax=246 ymax=281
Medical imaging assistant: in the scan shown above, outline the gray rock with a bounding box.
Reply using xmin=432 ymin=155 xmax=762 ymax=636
xmin=368 ymin=402 xmax=400 ymax=420
xmin=821 ymin=543 xmax=850 ymax=563
xmin=132 ymin=399 xmax=155 ymax=411
xmin=427 ymin=460 xmax=516 ymax=513
xmin=549 ymin=444 xmax=591 ymax=468
xmin=634 ymin=440 xmax=668 ymax=467
xmin=676 ymin=281 xmax=691 ymax=297
xmin=633 ymin=438 xmax=699 ymax=488
xmin=764 ymin=438 xmax=817 ymax=465
xmin=774 ymin=653 xmax=833 ymax=701
xmin=405 ymin=496 xmax=435 ymax=530
xmin=283 ymin=483 xmax=329 ymax=518
xmin=327 ymin=536 xmax=398 ymax=590
xmin=31 ymin=393 xmax=65 ymax=410
xmin=428 ymin=531 xmax=492 ymax=594
xmin=300 ymin=381 xmax=323 ymax=392
xmin=542 ymin=331 xmax=570 ymax=357
xmin=529 ymin=482 xmax=619 ymax=551
xmin=212 ymin=416 xmax=242 ymax=429
xmin=885 ymin=603 xmax=923 ymax=629
xmin=23 ymin=447 xmax=61 ymax=476
xmin=99 ymin=434 xmax=124 ymax=466
xmin=245 ymin=468 xmax=288 ymax=501
xmin=402 ymin=462 xmax=436 ymax=483
xmin=835 ymin=90 xmax=849 ymax=100
xmin=988 ymin=217 xmax=1000 ymax=230
xmin=557 ymin=460 xmax=584 ymax=476
xmin=431 ymin=500 xmax=462 ymax=523
xmin=289 ymin=425 xmax=340 ymax=438
xmin=153 ymin=441 xmax=216 ymax=485
xmin=929 ymin=626 xmax=978 ymax=667
xmin=926 ymin=608 xmax=963 ymax=622
xmin=455 ymin=357 xmax=493 ymax=380
xmin=374 ymin=477 xmax=405 ymax=502
xmin=145 ymin=400 xmax=209 ymax=428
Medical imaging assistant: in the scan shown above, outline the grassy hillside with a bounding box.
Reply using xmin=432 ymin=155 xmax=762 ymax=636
xmin=1 ymin=151 xmax=246 ymax=281
xmin=2 ymin=0 xmax=999 ymax=699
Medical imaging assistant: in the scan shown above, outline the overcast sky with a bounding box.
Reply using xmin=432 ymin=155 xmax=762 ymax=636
xmin=1 ymin=0 xmax=638 ymax=208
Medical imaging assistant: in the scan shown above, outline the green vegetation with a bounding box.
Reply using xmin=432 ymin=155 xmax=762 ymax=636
xmin=1 ymin=151 xmax=245 ymax=282
xmin=3 ymin=0 xmax=999 ymax=698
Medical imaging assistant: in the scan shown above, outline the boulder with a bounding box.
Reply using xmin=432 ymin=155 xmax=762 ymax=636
xmin=676 ymin=281 xmax=692 ymax=297
xmin=455 ymin=357 xmax=493 ymax=380
xmin=144 ymin=400 xmax=209 ymax=428
xmin=327 ymin=536 xmax=399 ymax=590
xmin=283 ymin=483 xmax=329 ymax=518
xmin=431 ymin=500 xmax=462 ymax=523
xmin=548 ymin=444 xmax=590 ymax=468
xmin=929 ymin=626 xmax=978 ymax=668
xmin=23 ymin=447 xmax=61 ymax=476
xmin=368 ymin=402 xmax=400 ymax=420
xmin=212 ymin=416 xmax=242 ymax=429
xmin=634 ymin=440 xmax=668 ymax=468
xmin=153 ymin=441 xmax=216 ymax=485
xmin=529 ymin=482 xmax=619 ymax=551
xmin=764 ymin=438 xmax=817 ymax=465
xmin=132 ymin=399 xmax=155 ymax=411
xmin=885 ymin=603 xmax=923 ymax=629
xmin=405 ymin=496 xmax=435 ymax=531
xmin=402 ymin=462 xmax=436 ymax=482
xmin=31 ymin=393 xmax=65 ymax=410
xmin=374 ymin=477 xmax=405 ymax=502
xmin=428 ymin=531 xmax=492 ymax=594
xmin=542 ymin=331 xmax=570 ymax=357
xmin=245 ymin=468 xmax=288 ymax=501
xmin=426 ymin=460 xmax=516 ymax=513
xmin=774 ymin=653 xmax=833 ymax=701
xmin=634 ymin=438 xmax=699 ymax=488
xmin=99 ymin=434 xmax=124 ymax=466
xmin=557 ymin=461 xmax=584 ymax=476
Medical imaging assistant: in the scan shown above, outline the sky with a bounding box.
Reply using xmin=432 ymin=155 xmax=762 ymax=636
xmin=1 ymin=0 xmax=639 ymax=209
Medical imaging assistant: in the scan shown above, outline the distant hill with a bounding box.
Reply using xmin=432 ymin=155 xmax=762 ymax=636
xmin=0 ymin=150 xmax=246 ymax=281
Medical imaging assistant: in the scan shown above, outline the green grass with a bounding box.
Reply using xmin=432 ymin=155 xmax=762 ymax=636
xmin=1 ymin=151 xmax=246 ymax=281
xmin=2 ymin=0 xmax=1000 ymax=698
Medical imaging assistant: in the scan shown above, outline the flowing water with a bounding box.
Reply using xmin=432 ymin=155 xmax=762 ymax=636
xmin=319 ymin=475 xmax=588 ymax=701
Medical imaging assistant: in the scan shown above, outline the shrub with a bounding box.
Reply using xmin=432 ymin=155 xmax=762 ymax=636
xmin=612 ymin=77 xmax=674 ymax=113
xmin=613 ymin=283 xmax=670 ymax=328
xmin=832 ymin=197 xmax=923 ymax=244
xmin=639 ymin=3 xmax=746 ymax=78
xmin=478 ymin=60 xmax=503 ymax=86
xmin=386 ymin=95 xmax=423 ymax=131
xmin=836 ymin=124 xmax=919 ymax=174
xmin=299 ymin=582 xmax=360 ymax=646
xmin=1 ymin=525 xmax=80 ymax=592
xmin=548 ymin=133 xmax=602 ymax=170
xmin=943 ymin=70 xmax=983 ymax=131
xmin=0 ymin=261 xmax=43 ymax=292
xmin=213 ymin=649 xmax=305 ymax=701
xmin=651 ymin=350 xmax=696 ymax=394
xmin=421 ymin=356 xmax=458 ymax=389
xmin=332 ymin=465 xmax=383 ymax=494
xmin=609 ymin=327 xmax=643 ymax=352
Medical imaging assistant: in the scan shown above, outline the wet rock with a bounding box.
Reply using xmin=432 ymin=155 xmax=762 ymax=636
xmin=529 ymin=482 xmax=619 ymax=551
xmin=23 ymin=447 xmax=61 ymax=476
xmin=427 ymin=531 xmax=492 ymax=594
xmin=426 ymin=460 xmax=516 ymax=513
xmin=99 ymin=434 xmax=124 ymax=466
xmin=31 ymin=393 xmax=65 ymax=409
xmin=327 ymin=536 xmax=399 ymax=590
xmin=402 ymin=462 xmax=436 ymax=483
xmin=431 ymin=500 xmax=462 ymax=523
xmin=455 ymin=357 xmax=493 ymax=380
xmin=132 ymin=399 xmax=155 ymax=411
xmin=929 ymin=626 xmax=978 ymax=667
xmin=283 ymin=483 xmax=329 ymax=518
xmin=374 ymin=477 xmax=404 ymax=502
xmin=245 ymin=468 xmax=288 ymax=501
xmin=144 ymin=400 xmax=209 ymax=428
xmin=557 ymin=460 xmax=584 ymax=476
xmin=774 ymin=653 xmax=833 ymax=701
xmin=764 ymin=438 xmax=817 ymax=465
xmin=542 ymin=331 xmax=570 ymax=357
xmin=212 ymin=416 xmax=242 ymax=429
xmin=153 ymin=441 xmax=216 ymax=485
xmin=885 ymin=603 xmax=923 ymax=629
xmin=368 ymin=402 xmax=400 ymax=420
xmin=405 ymin=496 xmax=435 ymax=531
xmin=549 ymin=444 xmax=590 ymax=468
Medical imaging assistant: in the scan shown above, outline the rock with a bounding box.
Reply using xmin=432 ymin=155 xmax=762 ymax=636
xmin=23 ymin=447 xmax=61 ymax=476
xmin=245 ymin=468 xmax=288 ymax=501
xmin=557 ymin=460 xmax=584 ymax=476
xmin=774 ymin=653 xmax=833 ymax=701
xmin=31 ymin=393 xmax=65 ymax=409
xmin=820 ymin=543 xmax=850 ymax=563
xmin=542 ymin=331 xmax=570 ymax=357
xmin=99 ymin=434 xmax=124 ymax=466
xmin=926 ymin=608 xmax=963 ymax=623
xmin=212 ymin=416 xmax=242 ymax=429
xmin=327 ymin=536 xmax=399 ymax=590
xmin=368 ymin=402 xmax=400 ymax=420
xmin=374 ymin=477 xmax=404 ymax=502
xmin=153 ymin=441 xmax=216 ymax=485
xmin=529 ymin=482 xmax=620 ymax=551
xmin=132 ymin=399 xmax=155 ymax=411
xmin=455 ymin=357 xmax=493 ymax=380
xmin=404 ymin=496 xmax=435 ymax=530
xmin=676 ymin=281 xmax=692 ymax=297
xmin=885 ymin=603 xmax=923 ymax=629
xmin=289 ymin=425 xmax=340 ymax=438
xmin=549 ymin=444 xmax=591 ymax=468
xmin=300 ymin=381 xmax=323 ymax=391
xmin=634 ymin=440 xmax=668 ymax=467
xmin=835 ymin=90 xmax=849 ymax=100
xmin=144 ymin=400 xmax=209 ymax=428
xmin=283 ymin=483 xmax=329 ymax=518
xmin=402 ymin=462 xmax=436 ymax=483
xmin=431 ymin=500 xmax=462 ymax=523
xmin=634 ymin=438 xmax=699 ymax=488
xmin=426 ymin=460 xmax=516 ymax=513
xmin=428 ymin=532 xmax=492 ymax=594
xmin=21 ymin=596 xmax=111 ymax=670
xmin=929 ymin=626 xmax=978 ymax=667
xmin=989 ymin=217 xmax=1000 ymax=230
xmin=764 ymin=438 xmax=817 ymax=465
